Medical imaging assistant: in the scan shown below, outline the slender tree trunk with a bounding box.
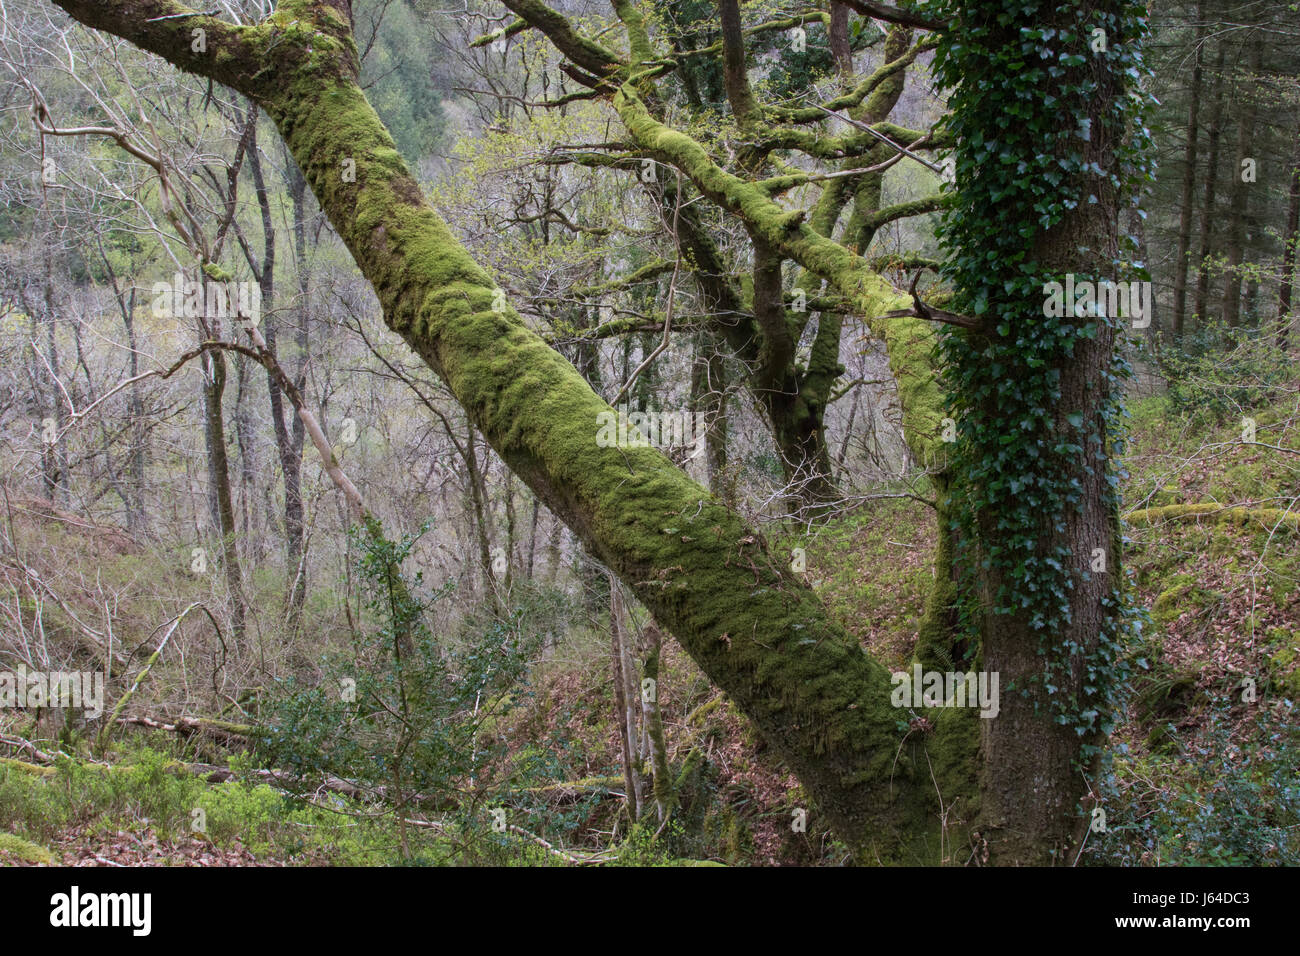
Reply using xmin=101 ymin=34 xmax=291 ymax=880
xmin=503 ymin=471 xmax=517 ymax=594
xmin=1193 ymin=43 xmax=1227 ymax=328
xmin=544 ymin=515 xmax=562 ymax=586
xmin=689 ymin=330 xmax=729 ymax=500
xmin=200 ymin=336 xmax=246 ymax=641
xmin=524 ymin=497 xmax=539 ymax=580
xmin=829 ymin=2 xmax=852 ymax=77
xmin=1170 ymin=3 xmax=1205 ymax=338
xmin=463 ymin=425 xmax=499 ymax=610
xmin=285 ymin=161 xmax=311 ymax=627
xmin=1221 ymin=38 xmax=1261 ymax=329
xmin=609 ymin=574 xmax=642 ymax=824
xmin=638 ymin=620 xmax=673 ymax=821
xmin=234 ymin=351 xmax=257 ymax=559
xmin=125 ymin=293 xmax=146 ymax=532
xmin=40 ymin=241 xmax=68 ymax=506
xmin=101 ymin=260 xmax=147 ymax=531
xmin=248 ymin=128 xmax=307 ymax=634
xmin=1277 ymin=133 xmax=1300 ymax=348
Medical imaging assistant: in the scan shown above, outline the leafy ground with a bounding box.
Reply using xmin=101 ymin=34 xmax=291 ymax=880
xmin=2 ymin=389 xmax=1297 ymax=865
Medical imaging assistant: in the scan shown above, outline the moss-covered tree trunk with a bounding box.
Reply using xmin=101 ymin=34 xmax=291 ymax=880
xmin=49 ymin=0 xmax=966 ymax=860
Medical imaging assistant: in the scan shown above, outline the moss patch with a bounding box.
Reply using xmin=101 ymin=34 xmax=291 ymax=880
xmin=0 ymin=832 xmax=55 ymax=864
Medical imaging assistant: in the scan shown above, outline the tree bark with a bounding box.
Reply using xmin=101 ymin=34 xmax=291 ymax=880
xmin=48 ymin=0 xmax=964 ymax=860
xmin=1193 ymin=43 xmax=1227 ymax=328
xmin=1277 ymin=133 xmax=1300 ymax=348
xmin=1220 ymin=37 xmax=1261 ymax=329
xmin=199 ymin=326 xmax=246 ymax=641
xmin=1170 ymin=3 xmax=1204 ymax=338
xmin=609 ymin=573 xmax=642 ymax=824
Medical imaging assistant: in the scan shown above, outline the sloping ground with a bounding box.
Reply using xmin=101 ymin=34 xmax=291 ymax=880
xmin=2 ymin=394 xmax=1296 ymax=866
xmin=495 ymin=638 xmax=822 ymax=865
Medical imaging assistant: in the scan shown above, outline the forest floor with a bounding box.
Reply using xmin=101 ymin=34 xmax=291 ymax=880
xmin=2 ymin=394 xmax=1297 ymax=865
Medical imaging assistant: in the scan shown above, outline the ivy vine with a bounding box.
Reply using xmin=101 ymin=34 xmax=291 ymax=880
xmin=927 ymin=0 xmax=1155 ymax=748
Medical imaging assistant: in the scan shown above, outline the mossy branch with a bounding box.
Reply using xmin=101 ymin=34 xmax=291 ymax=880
xmin=96 ymin=602 xmax=207 ymax=754
xmin=1124 ymin=503 xmax=1300 ymax=533
xmin=51 ymin=0 xmax=975 ymax=857
xmin=613 ymin=83 xmax=949 ymax=466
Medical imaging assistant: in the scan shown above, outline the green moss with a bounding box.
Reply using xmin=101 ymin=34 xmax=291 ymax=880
xmin=1149 ymin=485 xmax=1180 ymax=506
xmin=1266 ymin=629 xmax=1300 ymax=696
xmin=1152 ymin=574 xmax=1198 ymax=628
xmin=0 ymin=832 xmax=55 ymax=864
xmin=1126 ymin=504 xmax=1300 ymax=534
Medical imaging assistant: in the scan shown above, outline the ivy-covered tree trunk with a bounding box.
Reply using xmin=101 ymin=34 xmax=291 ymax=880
xmin=931 ymin=0 xmax=1147 ymax=863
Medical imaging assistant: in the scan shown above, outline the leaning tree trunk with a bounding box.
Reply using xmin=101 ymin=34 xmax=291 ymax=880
xmin=48 ymin=0 xmax=963 ymax=861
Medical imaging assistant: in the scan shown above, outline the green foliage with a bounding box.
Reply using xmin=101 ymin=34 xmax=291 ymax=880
xmin=359 ymin=1 xmax=448 ymax=161
xmin=0 ymin=831 xmax=55 ymax=863
xmin=1088 ymin=704 xmax=1300 ymax=865
xmin=0 ymin=745 xmax=430 ymax=863
xmin=613 ymin=820 xmax=691 ymax=865
xmin=760 ymin=20 xmax=837 ymax=102
xmin=653 ymin=0 xmax=726 ymax=111
xmin=256 ymin=522 xmax=539 ymax=835
xmin=1153 ymin=322 xmax=1292 ymax=423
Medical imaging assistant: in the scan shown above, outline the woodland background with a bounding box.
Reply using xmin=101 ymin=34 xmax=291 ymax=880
xmin=0 ymin=0 xmax=1296 ymax=866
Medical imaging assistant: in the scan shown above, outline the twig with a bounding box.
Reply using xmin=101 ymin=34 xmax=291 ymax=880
xmin=812 ymin=105 xmax=946 ymax=175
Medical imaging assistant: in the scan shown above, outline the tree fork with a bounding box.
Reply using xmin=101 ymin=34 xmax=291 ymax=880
xmin=49 ymin=0 xmax=971 ymax=859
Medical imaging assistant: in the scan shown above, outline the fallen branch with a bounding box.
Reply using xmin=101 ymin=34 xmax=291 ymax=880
xmin=1124 ymin=503 xmax=1300 ymax=533
xmin=97 ymin=603 xmax=212 ymax=754
xmin=0 ymin=733 xmax=58 ymax=764
xmin=116 ymin=714 xmax=254 ymax=743
xmin=507 ymin=823 xmax=615 ymax=865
